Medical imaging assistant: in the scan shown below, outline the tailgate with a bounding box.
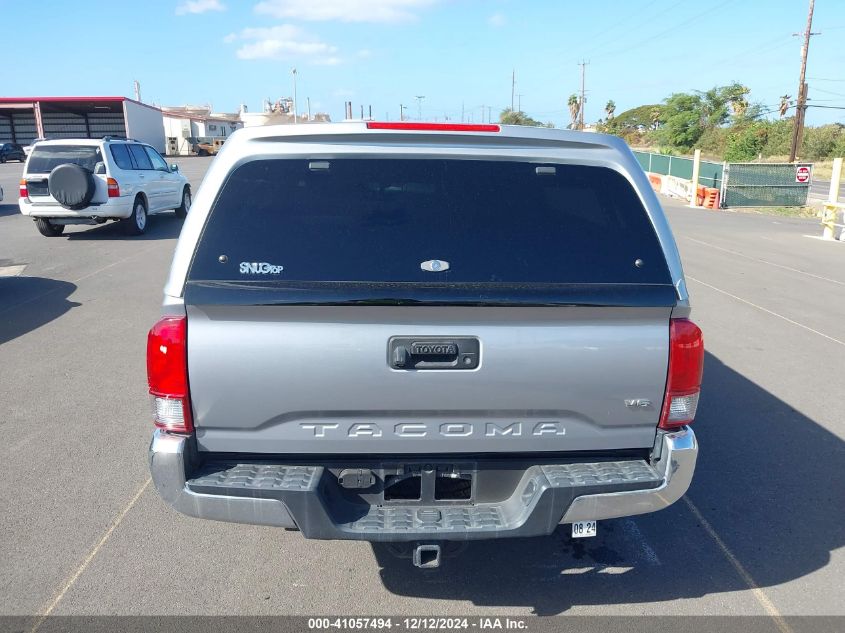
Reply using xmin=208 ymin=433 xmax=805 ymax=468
xmin=182 ymin=155 xmax=677 ymax=455
xmin=187 ymin=304 xmax=670 ymax=454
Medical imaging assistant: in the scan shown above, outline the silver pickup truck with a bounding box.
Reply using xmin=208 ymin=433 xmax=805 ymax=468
xmin=148 ymin=122 xmax=703 ymax=568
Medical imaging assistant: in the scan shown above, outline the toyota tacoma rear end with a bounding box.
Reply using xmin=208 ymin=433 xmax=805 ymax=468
xmin=148 ymin=122 xmax=703 ymax=568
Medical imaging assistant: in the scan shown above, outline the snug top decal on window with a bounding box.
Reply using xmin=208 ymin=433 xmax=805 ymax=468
xmin=239 ymin=262 xmax=285 ymax=274
xmin=420 ymin=260 xmax=450 ymax=272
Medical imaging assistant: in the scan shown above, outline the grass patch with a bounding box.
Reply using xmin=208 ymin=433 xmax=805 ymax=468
xmin=728 ymin=205 xmax=820 ymax=219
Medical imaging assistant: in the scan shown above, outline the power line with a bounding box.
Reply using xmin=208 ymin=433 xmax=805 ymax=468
xmin=590 ymin=0 xmax=732 ymax=61
xmin=811 ymin=86 xmax=845 ymax=97
xmin=578 ymin=0 xmax=685 ymax=60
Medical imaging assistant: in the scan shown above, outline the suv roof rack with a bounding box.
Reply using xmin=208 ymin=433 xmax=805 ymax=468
xmin=101 ymin=136 xmax=139 ymax=143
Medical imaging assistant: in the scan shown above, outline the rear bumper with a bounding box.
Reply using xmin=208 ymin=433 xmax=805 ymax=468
xmin=19 ymin=197 xmax=134 ymax=219
xmin=149 ymin=427 xmax=697 ymax=540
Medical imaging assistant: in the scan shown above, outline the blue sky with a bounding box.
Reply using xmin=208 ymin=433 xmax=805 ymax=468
xmin=2 ymin=0 xmax=844 ymax=127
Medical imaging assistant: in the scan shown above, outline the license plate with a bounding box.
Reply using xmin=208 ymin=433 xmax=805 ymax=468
xmin=571 ymin=520 xmax=597 ymax=538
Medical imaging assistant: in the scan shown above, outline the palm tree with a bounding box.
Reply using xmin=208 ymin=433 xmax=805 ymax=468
xmin=649 ymin=107 xmax=662 ymax=130
xmin=605 ymin=100 xmax=616 ymax=120
xmin=568 ymin=94 xmax=580 ymax=129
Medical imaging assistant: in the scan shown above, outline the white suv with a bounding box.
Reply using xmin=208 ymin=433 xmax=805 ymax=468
xmin=18 ymin=137 xmax=191 ymax=237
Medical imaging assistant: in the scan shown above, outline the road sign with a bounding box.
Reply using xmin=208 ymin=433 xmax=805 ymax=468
xmin=796 ymin=165 xmax=811 ymax=183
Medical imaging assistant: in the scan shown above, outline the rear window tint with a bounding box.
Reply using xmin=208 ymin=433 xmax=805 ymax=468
xmin=129 ymin=144 xmax=153 ymax=170
xmin=110 ymin=144 xmax=134 ymax=170
xmin=27 ymin=145 xmax=101 ymax=173
xmin=189 ymin=159 xmax=671 ymax=286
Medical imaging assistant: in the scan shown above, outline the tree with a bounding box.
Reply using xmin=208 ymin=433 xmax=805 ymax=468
xmin=802 ymin=124 xmax=845 ymax=160
xmin=605 ymin=100 xmax=616 ymax=120
xmin=603 ymin=104 xmax=663 ymax=144
xmin=657 ymin=83 xmax=759 ymax=152
xmin=724 ymin=122 xmax=768 ymax=161
xmin=649 ymin=108 xmax=662 ymax=130
xmin=657 ymin=92 xmax=706 ymax=150
xmin=499 ymin=108 xmax=546 ymax=127
xmin=567 ymin=94 xmax=580 ymax=129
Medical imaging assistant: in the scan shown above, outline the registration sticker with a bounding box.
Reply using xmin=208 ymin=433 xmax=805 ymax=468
xmin=571 ymin=521 xmax=597 ymax=538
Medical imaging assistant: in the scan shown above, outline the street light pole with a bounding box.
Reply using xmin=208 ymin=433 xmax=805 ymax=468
xmin=292 ymin=67 xmax=298 ymax=124
xmin=415 ymin=96 xmax=425 ymax=121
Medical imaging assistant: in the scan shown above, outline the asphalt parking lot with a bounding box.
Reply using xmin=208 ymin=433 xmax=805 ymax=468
xmin=1 ymin=157 xmax=843 ymax=624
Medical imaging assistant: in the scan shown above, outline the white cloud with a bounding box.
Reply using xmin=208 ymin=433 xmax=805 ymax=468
xmin=225 ymin=24 xmax=340 ymax=64
xmin=176 ymin=0 xmax=225 ymax=15
xmin=254 ymin=0 xmax=438 ymax=23
xmin=356 ymin=49 xmax=373 ymax=59
xmin=488 ymin=12 xmax=506 ymax=27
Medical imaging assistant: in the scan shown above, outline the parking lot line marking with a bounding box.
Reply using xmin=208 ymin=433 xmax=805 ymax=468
xmin=685 ymin=237 xmax=845 ymax=286
xmin=687 ymin=276 xmax=845 ymax=347
xmin=621 ymin=518 xmax=661 ymax=566
xmin=0 ymin=244 xmax=159 ymax=316
xmin=29 ymin=477 xmax=151 ymax=631
xmin=683 ymin=496 xmax=792 ymax=633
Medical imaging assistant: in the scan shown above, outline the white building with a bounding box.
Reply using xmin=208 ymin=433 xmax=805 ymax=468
xmin=161 ymin=105 xmax=242 ymax=156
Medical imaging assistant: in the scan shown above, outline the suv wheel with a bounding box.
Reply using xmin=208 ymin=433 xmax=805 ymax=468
xmin=175 ymin=186 xmax=191 ymax=219
xmin=35 ymin=218 xmax=65 ymax=237
xmin=122 ymin=197 xmax=148 ymax=235
xmin=0 ymin=155 xmax=5 ymax=164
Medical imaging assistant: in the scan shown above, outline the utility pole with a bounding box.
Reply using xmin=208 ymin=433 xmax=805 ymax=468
xmin=306 ymin=97 xmax=311 ymax=122
xmin=415 ymin=95 xmax=425 ymax=120
xmin=789 ymin=0 xmax=818 ymax=162
xmin=578 ymin=60 xmax=588 ymax=130
xmin=517 ymin=93 xmax=523 ymax=113
xmin=291 ymin=67 xmax=298 ymax=124
xmin=400 ymin=104 xmax=406 ymax=121
xmin=461 ymin=101 xmax=465 ymax=123
xmin=511 ymin=69 xmax=516 ymax=112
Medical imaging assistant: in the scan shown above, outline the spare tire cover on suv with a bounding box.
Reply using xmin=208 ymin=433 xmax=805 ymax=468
xmin=48 ymin=163 xmax=96 ymax=210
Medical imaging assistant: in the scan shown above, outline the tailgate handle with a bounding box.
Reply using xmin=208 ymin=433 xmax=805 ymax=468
xmin=389 ymin=337 xmax=479 ymax=370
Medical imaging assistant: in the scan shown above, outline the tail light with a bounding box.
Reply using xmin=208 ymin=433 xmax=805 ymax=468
xmin=659 ymin=318 xmax=704 ymax=429
xmin=147 ymin=316 xmax=193 ymax=433
xmin=19 ymin=179 xmax=28 ymax=199
xmin=107 ymin=178 xmax=120 ymax=198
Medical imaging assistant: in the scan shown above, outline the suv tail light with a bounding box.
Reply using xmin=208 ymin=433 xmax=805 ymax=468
xmin=659 ymin=318 xmax=704 ymax=430
xmin=147 ymin=316 xmax=193 ymax=433
xmin=19 ymin=179 xmax=28 ymax=199
xmin=107 ymin=178 xmax=120 ymax=197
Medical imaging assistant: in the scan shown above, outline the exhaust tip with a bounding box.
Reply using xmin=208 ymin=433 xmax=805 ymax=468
xmin=412 ymin=543 xmax=441 ymax=569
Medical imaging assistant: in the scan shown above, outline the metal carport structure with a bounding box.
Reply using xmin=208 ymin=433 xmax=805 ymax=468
xmin=0 ymin=96 xmax=165 ymax=153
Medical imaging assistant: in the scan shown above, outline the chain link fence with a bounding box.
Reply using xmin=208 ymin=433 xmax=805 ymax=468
xmin=633 ymin=151 xmax=812 ymax=207
xmin=720 ymin=163 xmax=812 ymax=207
xmin=633 ymin=151 xmax=723 ymax=190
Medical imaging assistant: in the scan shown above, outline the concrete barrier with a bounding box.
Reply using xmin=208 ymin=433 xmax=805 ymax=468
xmin=648 ymin=173 xmax=663 ymax=192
